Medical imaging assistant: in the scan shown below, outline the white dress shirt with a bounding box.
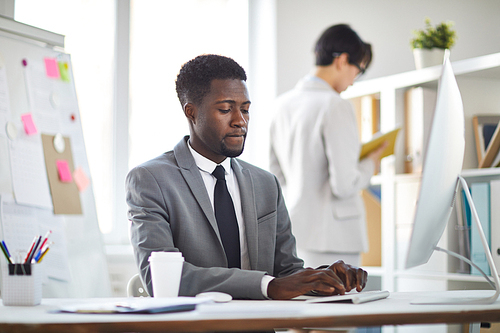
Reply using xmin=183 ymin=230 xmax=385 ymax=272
xmin=188 ymin=142 xmax=273 ymax=297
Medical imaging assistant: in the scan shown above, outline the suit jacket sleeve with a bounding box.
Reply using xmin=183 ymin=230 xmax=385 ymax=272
xmin=126 ymin=165 xmax=268 ymax=299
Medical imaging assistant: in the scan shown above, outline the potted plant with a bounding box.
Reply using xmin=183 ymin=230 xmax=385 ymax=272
xmin=410 ymin=18 xmax=457 ymax=69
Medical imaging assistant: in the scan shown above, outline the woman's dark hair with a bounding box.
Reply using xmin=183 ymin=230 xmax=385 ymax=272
xmin=176 ymin=54 xmax=247 ymax=107
xmin=314 ymin=24 xmax=372 ymax=69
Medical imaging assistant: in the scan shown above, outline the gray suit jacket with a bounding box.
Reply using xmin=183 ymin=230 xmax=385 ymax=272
xmin=126 ymin=136 xmax=304 ymax=299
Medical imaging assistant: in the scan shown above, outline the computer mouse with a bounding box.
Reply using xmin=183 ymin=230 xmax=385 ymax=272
xmin=195 ymin=291 xmax=233 ymax=303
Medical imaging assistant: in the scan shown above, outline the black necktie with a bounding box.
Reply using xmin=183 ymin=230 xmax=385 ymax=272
xmin=212 ymin=165 xmax=241 ymax=268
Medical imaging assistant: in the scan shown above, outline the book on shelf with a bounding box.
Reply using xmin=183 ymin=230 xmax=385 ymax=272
xmin=455 ymin=189 xmax=470 ymax=273
xmin=469 ymin=182 xmax=491 ymax=276
xmin=490 ymin=180 xmax=500 ymax=272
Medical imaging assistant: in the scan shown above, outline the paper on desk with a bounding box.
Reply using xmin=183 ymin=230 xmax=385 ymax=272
xmin=55 ymin=297 xmax=211 ymax=314
xmin=8 ymin=132 xmax=53 ymax=209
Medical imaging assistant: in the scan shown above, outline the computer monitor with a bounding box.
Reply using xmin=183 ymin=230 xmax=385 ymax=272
xmin=404 ymin=59 xmax=500 ymax=304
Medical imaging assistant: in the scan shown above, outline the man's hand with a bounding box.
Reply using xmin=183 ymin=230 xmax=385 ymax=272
xmin=267 ymin=268 xmax=346 ymax=300
xmin=267 ymin=261 xmax=368 ymax=300
xmin=327 ymin=260 xmax=367 ymax=292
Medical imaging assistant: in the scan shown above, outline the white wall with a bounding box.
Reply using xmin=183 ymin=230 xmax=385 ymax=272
xmin=275 ymin=0 xmax=500 ymax=95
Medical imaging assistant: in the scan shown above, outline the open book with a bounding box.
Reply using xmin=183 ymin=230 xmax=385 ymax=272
xmin=359 ymin=128 xmax=401 ymax=160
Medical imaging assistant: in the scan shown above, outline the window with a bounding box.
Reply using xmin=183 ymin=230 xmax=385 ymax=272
xmin=15 ymin=0 xmax=116 ymax=233
xmin=129 ymin=0 xmax=249 ymax=168
xmin=15 ymin=0 xmax=249 ymax=240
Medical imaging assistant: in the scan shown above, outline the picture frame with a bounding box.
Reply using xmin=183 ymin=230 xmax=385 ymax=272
xmin=472 ymin=114 xmax=500 ymax=167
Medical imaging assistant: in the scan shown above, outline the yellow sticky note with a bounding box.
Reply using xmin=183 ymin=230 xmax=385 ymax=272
xmin=58 ymin=61 xmax=70 ymax=82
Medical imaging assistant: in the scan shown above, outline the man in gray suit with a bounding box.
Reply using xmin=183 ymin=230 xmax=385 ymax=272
xmin=126 ymin=54 xmax=367 ymax=300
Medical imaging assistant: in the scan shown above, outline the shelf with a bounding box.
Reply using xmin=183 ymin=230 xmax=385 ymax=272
xmin=461 ymin=168 xmax=500 ymax=178
xmin=393 ymin=168 xmax=500 ymax=181
xmin=346 ymin=52 xmax=500 ymax=294
xmin=395 ymin=270 xmax=495 ymax=283
xmin=342 ymin=52 xmax=500 ymax=99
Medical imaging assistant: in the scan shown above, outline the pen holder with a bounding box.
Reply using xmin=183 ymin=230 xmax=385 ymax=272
xmin=1 ymin=262 xmax=42 ymax=306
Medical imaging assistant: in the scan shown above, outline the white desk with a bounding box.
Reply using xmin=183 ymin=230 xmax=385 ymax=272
xmin=1 ymin=290 xmax=499 ymax=332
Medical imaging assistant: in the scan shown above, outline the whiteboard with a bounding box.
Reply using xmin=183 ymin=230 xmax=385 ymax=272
xmin=0 ymin=18 xmax=111 ymax=297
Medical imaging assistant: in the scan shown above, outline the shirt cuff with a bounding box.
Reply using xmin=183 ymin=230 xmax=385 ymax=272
xmin=261 ymin=274 xmax=275 ymax=298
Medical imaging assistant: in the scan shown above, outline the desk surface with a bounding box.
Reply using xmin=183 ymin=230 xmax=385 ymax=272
xmin=1 ymin=290 xmax=500 ymax=332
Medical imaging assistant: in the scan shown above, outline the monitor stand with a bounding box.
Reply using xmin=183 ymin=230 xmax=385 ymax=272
xmin=411 ymin=176 xmax=500 ymax=305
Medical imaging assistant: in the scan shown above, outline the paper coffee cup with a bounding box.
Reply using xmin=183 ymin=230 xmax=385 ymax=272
xmin=149 ymin=252 xmax=184 ymax=298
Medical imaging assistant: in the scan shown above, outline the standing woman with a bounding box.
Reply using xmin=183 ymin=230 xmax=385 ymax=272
xmin=270 ymin=24 xmax=387 ymax=268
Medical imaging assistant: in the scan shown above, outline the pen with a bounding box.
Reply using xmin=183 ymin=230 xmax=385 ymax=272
xmin=24 ymin=235 xmax=39 ymax=264
xmin=33 ymin=230 xmax=51 ymax=261
xmin=0 ymin=241 xmax=12 ymax=264
xmin=35 ymin=242 xmax=52 ymax=262
xmin=28 ymin=235 xmax=42 ymax=263
xmin=37 ymin=247 xmax=50 ymax=263
xmin=1 ymin=240 xmax=12 ymax=258
xmin=38 ymin=230 xmax=51 ymax=252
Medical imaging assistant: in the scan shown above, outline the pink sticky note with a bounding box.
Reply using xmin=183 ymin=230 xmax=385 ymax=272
xmin=56 ymin=160 xmax=73 ymax=182
xmin=73 ymin=167 xmax=90 ymax=192
xmin=21 ymin=113 xmax=38 ymax=135
xmin=44 ymin=58 xmax=60 ymax=78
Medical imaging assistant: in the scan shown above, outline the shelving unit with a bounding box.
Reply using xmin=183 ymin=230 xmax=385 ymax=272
xmin=344 ymin=53 xmax=500 ymax=300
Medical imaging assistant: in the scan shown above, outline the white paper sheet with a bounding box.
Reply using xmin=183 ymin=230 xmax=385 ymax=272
xmin=8 ymin=132 xmax=52 ymax=209
xmin=0 ymin=136 xmax=12 ymax=194
xmin=24 ymin=60 xmax=61 ymax=134
xmin=0 ymin=62 xmax=11 ymax=136
xmin=0 ymin=194 xmax=39 ymax=262
xmin=37 ymin=209 xmax=71 ymax=282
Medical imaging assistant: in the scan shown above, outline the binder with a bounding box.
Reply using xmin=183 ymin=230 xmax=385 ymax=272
xmin=490 ymin=180 xmax=500 ymax=273
xmin=455 ymin=189 xmax=469 ymax=273
xmin=470 ymin=182 xmax=491 ymax=276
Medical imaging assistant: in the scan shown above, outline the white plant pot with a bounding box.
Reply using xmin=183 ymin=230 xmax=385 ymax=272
xmin=413 ymin=48 xmax=450 ymax=69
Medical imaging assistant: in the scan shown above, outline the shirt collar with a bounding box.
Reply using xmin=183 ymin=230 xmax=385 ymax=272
xmin=188 ymin=140 xmax=232 ymax=175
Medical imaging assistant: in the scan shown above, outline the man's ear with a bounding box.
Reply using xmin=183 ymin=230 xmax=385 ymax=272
xmin=334 ymin=52 xmax=349 ymax=70
xmin=184 ymin=103 xmax=196 ymax=124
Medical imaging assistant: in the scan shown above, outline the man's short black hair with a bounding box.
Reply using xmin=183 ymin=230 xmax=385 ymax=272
xmin=314 ymin=24 xmax=372 ymax=69
xmin=176 ymin=54 xmax=247 ymax=107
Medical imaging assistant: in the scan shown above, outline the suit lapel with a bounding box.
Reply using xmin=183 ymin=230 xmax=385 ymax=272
xmin=232 ymin=159 xmax=258 ymax=270
xmin=174 ymin=137 xmax=221 ymax=242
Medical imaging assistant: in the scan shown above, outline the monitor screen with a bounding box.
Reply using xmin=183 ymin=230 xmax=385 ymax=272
xmin=405 ymin=59 xmax=465 ymax=269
